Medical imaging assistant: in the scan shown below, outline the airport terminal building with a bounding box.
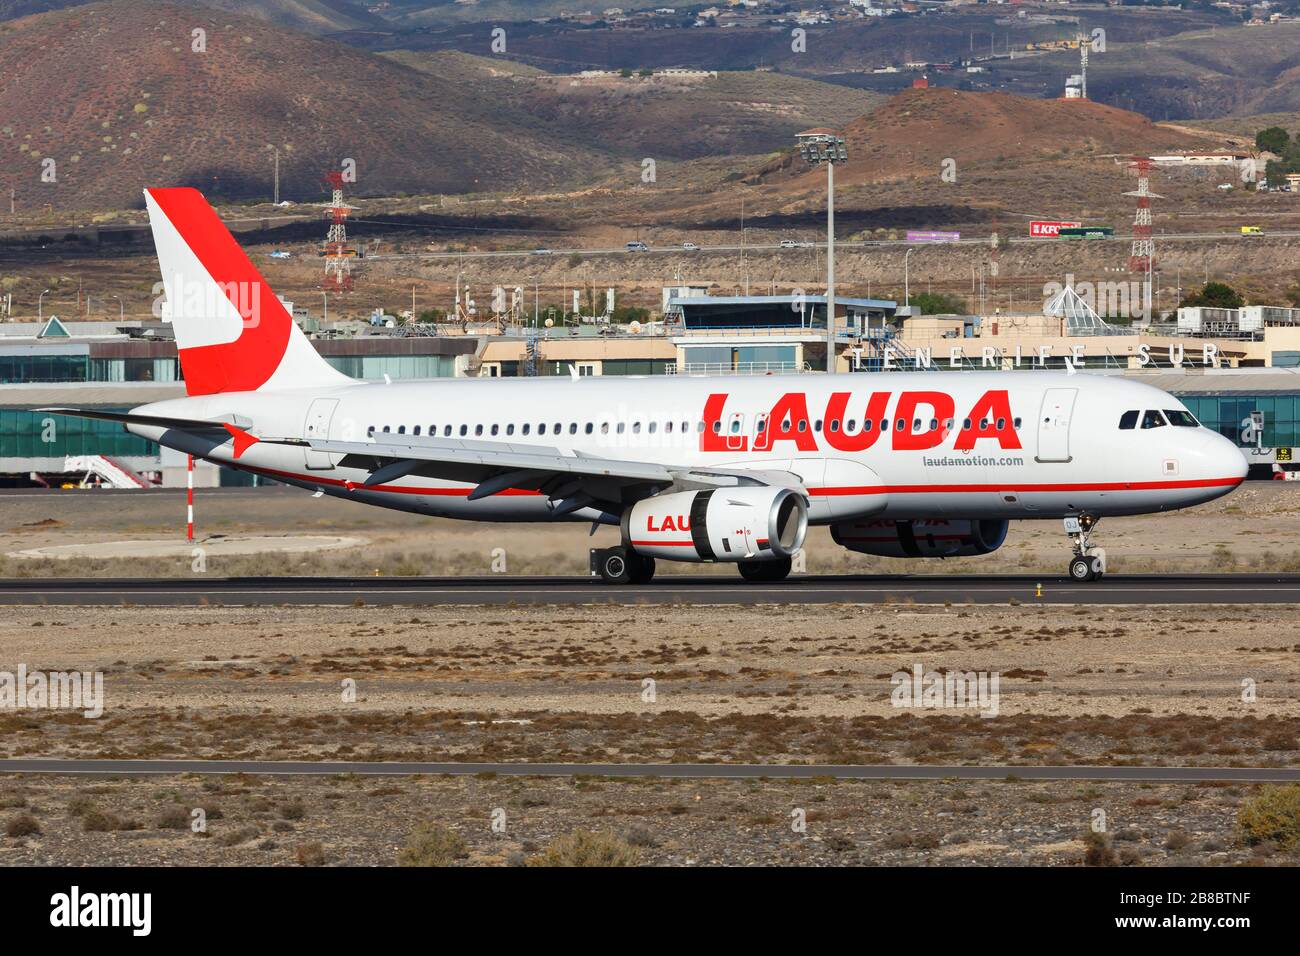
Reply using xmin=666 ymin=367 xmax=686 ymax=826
xmin=5 ymin=290 xmax=1300 ymax=486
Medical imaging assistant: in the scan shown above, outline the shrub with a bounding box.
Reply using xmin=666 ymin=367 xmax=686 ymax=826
xmin=397 ymin=824 xmax=468 ymax=867
xmin=279 ymin=801 xmax=306 ymax=821
xmin=526 ymin=830 xmax=640 ymax=867
xmin=1238 ymin=784 xmax=1300 ymax=849
xmin=156 ymin=806 xmax=190 ymax=830
xmin=296 ymin=842 xmax=326 ymax=866
xmin=1083 ymin=831 xmax=1119 ymax=866
xmin=5 ymin=813 xmax=40 ymax=837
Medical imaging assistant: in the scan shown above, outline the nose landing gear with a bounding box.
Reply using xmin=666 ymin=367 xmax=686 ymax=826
xmin=1065 ymin=514 xmax=1105 ymax=582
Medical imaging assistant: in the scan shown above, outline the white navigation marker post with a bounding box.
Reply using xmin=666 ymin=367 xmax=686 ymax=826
xmin=186 ymin=454 xmax=194 ymax=543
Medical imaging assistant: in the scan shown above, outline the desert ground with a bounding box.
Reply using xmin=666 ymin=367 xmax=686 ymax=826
xmin=1 ymin=482 xmax=1299 ymax=866
xmin=3 ymin=480 xmax=1300 ymax=578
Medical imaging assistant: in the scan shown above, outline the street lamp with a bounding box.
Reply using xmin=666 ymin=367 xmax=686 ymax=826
xmin=904 ymin=248 xmax=914 ymax=308
xmin=796 ymin=130 xmax=848 ymax=373
xmin=111 ymin=295 xmax=123 ymax=320
xmin=38 ymin=288 xmax=50 ymax=321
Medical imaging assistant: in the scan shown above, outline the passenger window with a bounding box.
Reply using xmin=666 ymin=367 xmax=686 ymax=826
xmin=863 ymin=419 xmax=872 ymax=432
xmin=712 ymin=421 xmax=722 ymax=434
xmin=996 ymin=418 xmax=1005 ymax=430
xmin=756 ymin=419 xmax=767 ymax=433
xmin=1012 ymin=417 xmax=1021 ymax=429
xmin=1118 ymin=410 xmax=1138 ymax=430
xmin=617 ymin=423 xmax=625 ymax=434
xmin=929 ymin=419 xmax=938 ymax=431
xmin=569 ymin=423 xmax=577 ymax=435
xmin=829 ymin=420 xmax=840 ymax=433
xmin=367 ymin=426 xmax=375 ymax=436
xmin=459 ymin=425 xmax=467 ymax=436
xmin=522 ymin=424 xmax=530 ymax=436
xmin=585 ymin=423 xmax=594 ymax=434
xmin=475 ymin=425 xmax=484 ymax=436
xmin=814 ymin=419 xmax=822 ymax=432
xmin=846 ymin=419 xmax=857 ymax=433
xmin=413 ymin=426 xmax=420 ymax=436
xmin=665 ymin=421 xmax=674 ymax=434
xmin=1141 ymin=410 xmax=1167 ymax=429
xmin=797 ymin=420 xmax=807 ymax=433
xmin=490 ymin=424 xmax=499 ymax=436
xmin=1165 ymin=409 xmax=1198 ymax=427
xmin=506 ymin=424 xmax=514 ymax=436
xmin=538 ymin=423 xmax=547 ymax=435
xmin=382 ymin=426 xmax=391 ymax=433
xmin=895 ymin=419 xmax=905 ymax=432
xmin=635 ymin=422 xmax=642 ymax=434
xmin=962 ymin=419 xmax=971 ymax=430
xmin=443 ymin=425 xmax=452 ymax=437
xmin=912 ymin=418 xmax=922 ymax=432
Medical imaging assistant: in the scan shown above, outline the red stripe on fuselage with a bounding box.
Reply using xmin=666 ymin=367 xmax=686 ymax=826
xmin=236 ymin=465 xmax=1243 ymax=502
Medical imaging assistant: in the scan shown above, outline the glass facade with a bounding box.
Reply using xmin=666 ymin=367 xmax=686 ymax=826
xmin=323 ymin=355 xmax=454 ymax=380
xmin=0 ymin=408 xmax=158 ymax=459
xmin=1180 ymin=394 xmax=1300 ymax=448
xmin=0 ymin=353 xmax=90 ymax=384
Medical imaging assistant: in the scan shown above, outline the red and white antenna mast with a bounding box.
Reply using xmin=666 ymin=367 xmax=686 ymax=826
xmin=321 ymin=169 xmax=357 ymax=293
xmin=1124 ymin=157 xmax=1162 ymax=275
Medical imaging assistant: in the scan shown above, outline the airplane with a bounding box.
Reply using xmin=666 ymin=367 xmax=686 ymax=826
xmin=43 ymin=188 xmax=1248 ymax=585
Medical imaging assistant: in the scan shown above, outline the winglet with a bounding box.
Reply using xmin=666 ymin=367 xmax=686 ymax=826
xmin=222 ymin=423 xmax=260 ymax=459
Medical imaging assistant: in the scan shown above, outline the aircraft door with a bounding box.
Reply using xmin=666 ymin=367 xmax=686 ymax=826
xmin=303 ymin=398 xmax=339 ymax=470
xmin=1036 ymin=387 xmax=1077 ymax=463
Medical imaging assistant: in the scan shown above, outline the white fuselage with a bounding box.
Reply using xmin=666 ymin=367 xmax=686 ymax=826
xmin=129 ymin=369 xmax=1247 ymax=528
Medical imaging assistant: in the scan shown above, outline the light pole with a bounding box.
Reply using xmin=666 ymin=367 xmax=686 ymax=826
xmin=904 ymin=248 xmax=914 ymax=307
xmin=38 ymin=288 xmax=50 ymax=321
xmin=111 ymin=295 xmax=123 ymax=320
xmin=321 ymin=291 xmax=328 ymax=323
xmin=796 ymin=131 xmax=848 ymax=373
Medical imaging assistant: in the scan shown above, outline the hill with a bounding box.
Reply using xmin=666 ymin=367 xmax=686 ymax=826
xmin=385 ymin=50 xmax=887 ymax=161
xmin=755 ymin=88 xmax=1218 ymax=190
xmin=0 ymin=0 xmax=384 ymax=33
xmin=0 ymin=0 xmax=596 ymax=211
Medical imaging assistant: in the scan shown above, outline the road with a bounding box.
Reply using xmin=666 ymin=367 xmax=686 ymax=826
xmin=1 ymin=758 xmax=1295 ymax=782
xmin=3 ymin=573 xmax=1300 ymax=606
xmin=371 ymin=230 xmax=1300 ymax=263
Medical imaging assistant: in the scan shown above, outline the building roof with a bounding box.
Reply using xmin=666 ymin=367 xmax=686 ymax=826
xmin=0 ymin=381 xmax=186 ymax=407
xmin=670 ymin=295 xmax=897 ymax=310
xmin=1110 ymin=367 xmax=1300 ymax=395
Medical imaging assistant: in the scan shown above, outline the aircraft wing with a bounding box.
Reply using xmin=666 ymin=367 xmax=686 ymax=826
xmin=275 ymin=434 xmax=805 ymax=515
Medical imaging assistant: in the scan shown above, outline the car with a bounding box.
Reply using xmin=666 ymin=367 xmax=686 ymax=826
xmin=626 ymin=240 xmax=649 ymax=251
xmin=531 ymin=248 xmax=554 ymax=255
xmin=779 ymin=239 xmax=797 ymax=248
xmin=681 ymin=242 xmax=699 ymax=251
xmin=1241 ymin=225 xmax=1264 ymax=236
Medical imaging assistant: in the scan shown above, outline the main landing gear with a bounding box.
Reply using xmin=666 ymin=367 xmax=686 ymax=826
xmin=591 ymin=547 xmax=656 ymax=585
xmin=1065 ymin=514 xmax=1106 ymax=582
xmin=738 ymin=556 xmax=793 ymax=583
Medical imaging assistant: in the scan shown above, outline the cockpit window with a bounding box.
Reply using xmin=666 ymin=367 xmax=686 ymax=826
xmin=1118 ymin=410 xmax=1138 ymax=430
xmin=1140 ymin=410 xmax=1168 ymax=429
xmin=1164 ymin=409 xmax=1198 ymax=427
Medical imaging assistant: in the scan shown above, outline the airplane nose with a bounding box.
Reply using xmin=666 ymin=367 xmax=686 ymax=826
xmin=1214 ymin=430 xmax=1249 ymax=483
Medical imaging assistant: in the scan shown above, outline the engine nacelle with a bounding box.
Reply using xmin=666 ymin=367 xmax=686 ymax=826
xmin=831 ymin=518 xmax=1009 ymax=559
xmin=626 ymin=487 xmax=808 ymax=563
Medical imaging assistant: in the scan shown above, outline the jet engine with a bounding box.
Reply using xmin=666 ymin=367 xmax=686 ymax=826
xmin=831 ymin=518 xmax=1008 ymax=558
xmin=626 ymin=487 xmax=808 ymax=563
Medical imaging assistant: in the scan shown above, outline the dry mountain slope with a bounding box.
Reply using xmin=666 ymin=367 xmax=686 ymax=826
xmin=0 ymin=0 xmax=595 ymax=210
xmin=386 ymin=50 xmax=887 ymax=161
xmin=758 ymin=88 xmax=1221 ymax=190
xmin=0 ymin=0 xmax=383 ymax=33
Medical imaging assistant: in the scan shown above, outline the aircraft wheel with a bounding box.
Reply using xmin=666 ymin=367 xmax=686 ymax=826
xmin=1086 ymin=555 xmax=1104 ymax=580
xmin=738 ymin=557 xmax=791 ymax=583
xmin=628 ymin=554 xmax=656 ymax=584
xmin=597 ymin=548 xmax=634 ymax=585
xmin=1069 ymin=556 xmax=1096 ymax=582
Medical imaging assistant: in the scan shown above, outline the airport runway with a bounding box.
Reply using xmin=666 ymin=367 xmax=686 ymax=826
xmin=2 ymin=573 xmax=1300 ymax=606
xmin=1 ymin=758 xmax=1296 ymax=783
